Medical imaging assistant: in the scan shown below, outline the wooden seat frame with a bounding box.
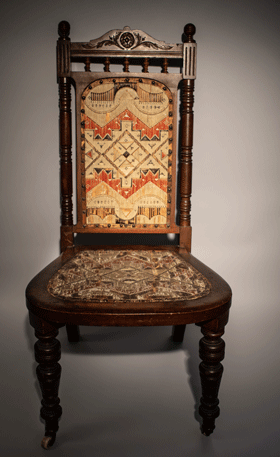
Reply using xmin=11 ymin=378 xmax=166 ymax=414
xmin=26 ymin=21 xmax=232 ymax=450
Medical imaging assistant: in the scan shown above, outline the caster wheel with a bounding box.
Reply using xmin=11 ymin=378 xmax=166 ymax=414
xmin=201 ymin=424 xmax=214 ymax=436
xmin=41 ymin=435 xmax=56 ymax=450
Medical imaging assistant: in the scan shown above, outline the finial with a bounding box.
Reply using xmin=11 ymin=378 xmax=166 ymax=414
xmin=58 ymin=21 xmax=70 ymax=39
xmin=183 ymin=23 xmax=196 ymax=43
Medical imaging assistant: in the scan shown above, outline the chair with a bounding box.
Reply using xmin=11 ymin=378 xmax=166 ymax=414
xmin=26 ymin=21 xmax=232 ymax=450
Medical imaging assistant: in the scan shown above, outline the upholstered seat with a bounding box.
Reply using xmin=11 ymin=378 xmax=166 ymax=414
xmin=26 ymin=21 xmax=232 ymax=450
xmin=47 ymin=249 xmax=211 ymax=302
xmin=27 ymin=246 xmax=230 ymax=328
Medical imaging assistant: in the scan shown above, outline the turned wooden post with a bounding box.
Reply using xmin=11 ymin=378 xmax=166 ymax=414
xmin=57 ymin=21 xmax=74 ymax=252
xmin=198 ymin=311 xmax=229 ymax=435
xmin=59 ymin=78 xmax=73 ymax=230
xmin=57 ymin=21 xmax=78 ymax=341
xmin=173 ymin=24 xmax=197 ymax=341
xmin=179 ymin=78 xmax=194 ymax=227
xmin=179 ymin=24 xmax=196 ymax=230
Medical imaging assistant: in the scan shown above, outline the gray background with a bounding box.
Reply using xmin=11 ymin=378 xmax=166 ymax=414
xmin=1 ymin=0 xmax=280 ymax=455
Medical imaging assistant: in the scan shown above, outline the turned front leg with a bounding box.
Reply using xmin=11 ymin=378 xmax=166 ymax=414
xmin=198 ymin=311 xmax=229 ymax=436
xmin=34 ymin=328 xmax=62 ymax=449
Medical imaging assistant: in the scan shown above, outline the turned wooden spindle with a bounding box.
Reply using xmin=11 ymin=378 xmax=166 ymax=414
xmin=123 ymin=57 xmax=129 ymax=72
xmin=162 ymin=58 xmax=168 ymax=73
xmin=84 ymin=57 xmax=91 ymax=71
xmin=142 ymin=58 xmax=149 ymax=73
xmin=104 ymin=57 xmax=110 ymax=72
xmin=35 ymin=328 xmax=62 ymax=449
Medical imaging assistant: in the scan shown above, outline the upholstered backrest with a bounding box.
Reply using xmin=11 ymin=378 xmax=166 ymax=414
xmin=57 ymin=22 xmax=196 ymax=252
xmin=81 ymin=77 xmax=173 ymax=230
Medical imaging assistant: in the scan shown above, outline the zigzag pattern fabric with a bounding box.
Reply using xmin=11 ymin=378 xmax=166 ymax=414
xmin=81 ymin=78 xmax=173 ymax=227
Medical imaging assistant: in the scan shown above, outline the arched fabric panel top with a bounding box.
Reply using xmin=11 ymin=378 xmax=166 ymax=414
xmin=80 ymin=77 xmax=174 ymax=229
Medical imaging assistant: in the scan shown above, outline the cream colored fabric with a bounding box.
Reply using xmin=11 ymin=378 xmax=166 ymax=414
xmin=82 ymin=78 xmax=173 ymax=228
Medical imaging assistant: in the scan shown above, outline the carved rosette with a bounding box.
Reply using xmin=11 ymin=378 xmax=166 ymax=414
xmin=120 ymin=31 xmax=135 ymax=48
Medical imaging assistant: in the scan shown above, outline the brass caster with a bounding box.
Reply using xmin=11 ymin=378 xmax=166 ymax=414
xmin=41 ymin=435 xmax=56 ymax=450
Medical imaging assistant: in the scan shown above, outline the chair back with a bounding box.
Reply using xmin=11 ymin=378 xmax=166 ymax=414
xmin=57 ymin=22 xmax=196 ymax=252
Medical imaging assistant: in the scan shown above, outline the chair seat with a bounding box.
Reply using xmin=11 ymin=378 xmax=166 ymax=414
xmin=26 ymin=246 xmax=231 ymax=327
xmin=48 ymin=249 xmax=211 ymax=302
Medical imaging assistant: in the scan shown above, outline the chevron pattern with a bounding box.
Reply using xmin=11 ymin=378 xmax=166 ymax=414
xmin=81 ymin=78 xmax=173 ymax=227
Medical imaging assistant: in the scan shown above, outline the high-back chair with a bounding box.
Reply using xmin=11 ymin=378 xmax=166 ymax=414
xmin=26 ymin=21 xmax=232 ymax=450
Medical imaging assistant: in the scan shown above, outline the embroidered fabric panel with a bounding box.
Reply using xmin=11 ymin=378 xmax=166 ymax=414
xmin=81 ymin=78 xmax=173 ymax=228
xmin=48 ymin=250 xmax=211 ymax=302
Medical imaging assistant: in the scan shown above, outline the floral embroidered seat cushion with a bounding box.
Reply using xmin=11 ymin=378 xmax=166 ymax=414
xmin=48 ymin=250 xmax=211 ymax=302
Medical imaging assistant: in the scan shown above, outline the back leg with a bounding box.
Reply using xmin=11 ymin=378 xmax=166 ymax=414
xmin=172 ymin=325 xmax=186 ymax=343
xmin=66 ymin=325 xmax=80 ymax=342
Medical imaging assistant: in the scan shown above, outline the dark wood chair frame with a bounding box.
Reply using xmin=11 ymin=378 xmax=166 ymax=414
xmin=26 ymin=21 xmax=232 ymax=450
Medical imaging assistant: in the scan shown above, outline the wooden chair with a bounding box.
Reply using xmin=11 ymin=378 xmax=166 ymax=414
xmin=26 ymin=21 xmax=232 ymax=450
